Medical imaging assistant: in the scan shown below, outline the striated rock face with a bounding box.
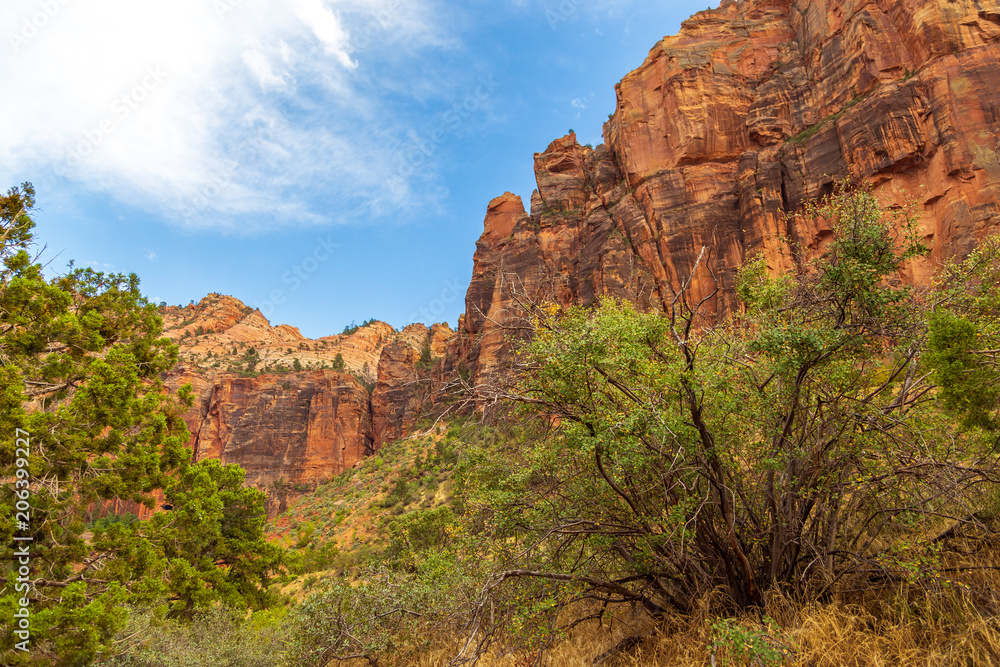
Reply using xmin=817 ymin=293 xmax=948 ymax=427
xmin=461 ymin=147 xmax=653 ymax=386
xmin=192 ymin=370 xmax=373 ymax=488
xmin=160 ymin=295 xmax=452 ymax=504
xmin=371 ymin=341 xmax=422 ymax=447
xmin=162 ymin=294 xmax=395 ymax=383
xmin=461 ymin=0 xmax=1000 ymax=387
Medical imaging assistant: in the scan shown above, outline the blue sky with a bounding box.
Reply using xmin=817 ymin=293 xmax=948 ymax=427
xmin=2 ymin=0 xmax=711 ymax=338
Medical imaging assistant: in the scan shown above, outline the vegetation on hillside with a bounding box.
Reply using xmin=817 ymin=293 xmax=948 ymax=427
xmin=7 ymin=182 xmax=1000 ymax=666
xmin=275 ymin=187 xmax=999 ymax=665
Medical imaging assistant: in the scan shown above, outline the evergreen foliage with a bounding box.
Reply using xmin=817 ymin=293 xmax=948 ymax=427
xmin=0 ymin=185 xmax=282 ymax=665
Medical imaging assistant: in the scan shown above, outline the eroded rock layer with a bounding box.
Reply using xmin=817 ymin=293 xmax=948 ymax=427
xmin=160 ymin=295 xmax=451 ymax=507
xmin=192 ymin=370 xmax=373 ymax=487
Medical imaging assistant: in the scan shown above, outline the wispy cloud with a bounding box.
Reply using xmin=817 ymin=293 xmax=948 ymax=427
xmin=0 ymin=0 xmax=456 ymax=233
xmin=86 ymin=261 xmax=117 ymax=271
xmin=570 ymin=92 xmax=595 ymax=118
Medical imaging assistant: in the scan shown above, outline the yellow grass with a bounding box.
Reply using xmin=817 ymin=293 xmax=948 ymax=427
xmin=342 ymin=553 xmax=1000 ymax=667
xmin=270 ymin=427 xmax=1000 ymax=667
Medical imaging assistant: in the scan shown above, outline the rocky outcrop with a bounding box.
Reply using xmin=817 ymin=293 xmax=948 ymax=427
xmin=461 ymin=146 xmax=653 ymax=387
xmin=370 ymin=341 xmax=422 ymax=447
xmin=461 ymin=0 xmax=1000 ymax=387
xmin=192 ymin=370 xmax=373 ymax=488
xmin=162 ymin=294 xmax=395 ymax=382
xmin=160 ymin=296 xmax=452 ymax=502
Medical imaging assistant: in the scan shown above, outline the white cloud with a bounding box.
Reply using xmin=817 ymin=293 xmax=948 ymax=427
xmin=0 ymin=0 xmax=453 ymax=233
xmin=144 ymin=248 xmax=157 ymax=262
xmin=290 ymin=0 xmax=356 ymax=68
xmin=86 ymin=261 xmax=117 ymax=270
xmin=242 ymin=48 xmax=294 ymax=92
xmin=570 ymin=92 xmax=594 ymax=118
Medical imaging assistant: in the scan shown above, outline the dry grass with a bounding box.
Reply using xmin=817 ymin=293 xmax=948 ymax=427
xmin=340 ymin=545 xmax=1000 ymax=667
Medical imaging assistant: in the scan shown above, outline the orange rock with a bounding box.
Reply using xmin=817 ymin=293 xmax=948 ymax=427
xmin=160 ymin=295 xmax=455 ymax=504
xmin=462 ymin=0 xmax=1000 ymax=388
xmin=370 ymin=341 xmax=422 ymax=448
xmin=192 ymin=370 xmax=373 ymax=488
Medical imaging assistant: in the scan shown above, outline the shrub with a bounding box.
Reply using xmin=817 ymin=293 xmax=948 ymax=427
xmin=464 ymin=187 xmax=999 ymax=618
xmin=332 ymin=353 xmax=346 ymax=371
xmin=95 ymin=605 xmax=285 ymax=667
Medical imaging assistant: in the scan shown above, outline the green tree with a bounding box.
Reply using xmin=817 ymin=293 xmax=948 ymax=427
xmin=464 ymin=188 xmax=998 ymax=626
xmin=925 ymin=235 xmax=1000 ymax=430
xmin=418 ymin=338 xmax=433 ymax=368
xmin=332 ymin=353 xmax=345 ymax=371
xmin=242 ymin=346 xmax=259 ymax=373
xmin=0 ymin=185 xmax=282 ymax=665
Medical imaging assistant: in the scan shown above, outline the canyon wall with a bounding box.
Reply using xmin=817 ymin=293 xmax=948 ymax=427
xmin=461 ymin=0 xmax=1000 ymax=387
xmin=163 ymin=0 xmax=1000 ymax=499
xmin=159 ymin=295 xmax=443 ymax=507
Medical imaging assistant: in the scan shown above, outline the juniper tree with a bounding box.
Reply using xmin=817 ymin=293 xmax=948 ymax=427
xmin=463 ymin=187 xmax=1000 ymax=626
xmin=0 ymin=184 xmax=282 ymax=666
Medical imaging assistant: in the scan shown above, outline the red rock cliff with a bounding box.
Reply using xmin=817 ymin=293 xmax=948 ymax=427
xmin=461 ymin=0 xmax=1000 ymax=388
xmin=160 ymin=295 xmax=452 ymax=504
xmin=157 ymin=0 xmax=1000 ymax=500
xmin=192 ymin=370 xmax=373 ymax=487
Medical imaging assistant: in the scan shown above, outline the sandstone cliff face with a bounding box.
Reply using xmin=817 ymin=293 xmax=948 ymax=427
xmin=461 ymin=142 xmax=655 ymax=387
xmin=192 ymin=370 xmax=373 ymax=487
xmin=161 ymin=295 xmax=452 ymax=501
xmin=462 ymin=0 xmax=1000 ymax=387
xmin=162 ymin=294 xmax=395 ymax=382
xmin=370 ymin=341 xmax=422 ymax=447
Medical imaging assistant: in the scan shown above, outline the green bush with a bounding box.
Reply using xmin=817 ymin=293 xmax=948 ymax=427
xmin=332 ymin=353 xmax=346 ymax=371
xmin=461 ymin=187 xmax=999 ymax=617
xmin=96 ymin=606 xmax=286 ymax=667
